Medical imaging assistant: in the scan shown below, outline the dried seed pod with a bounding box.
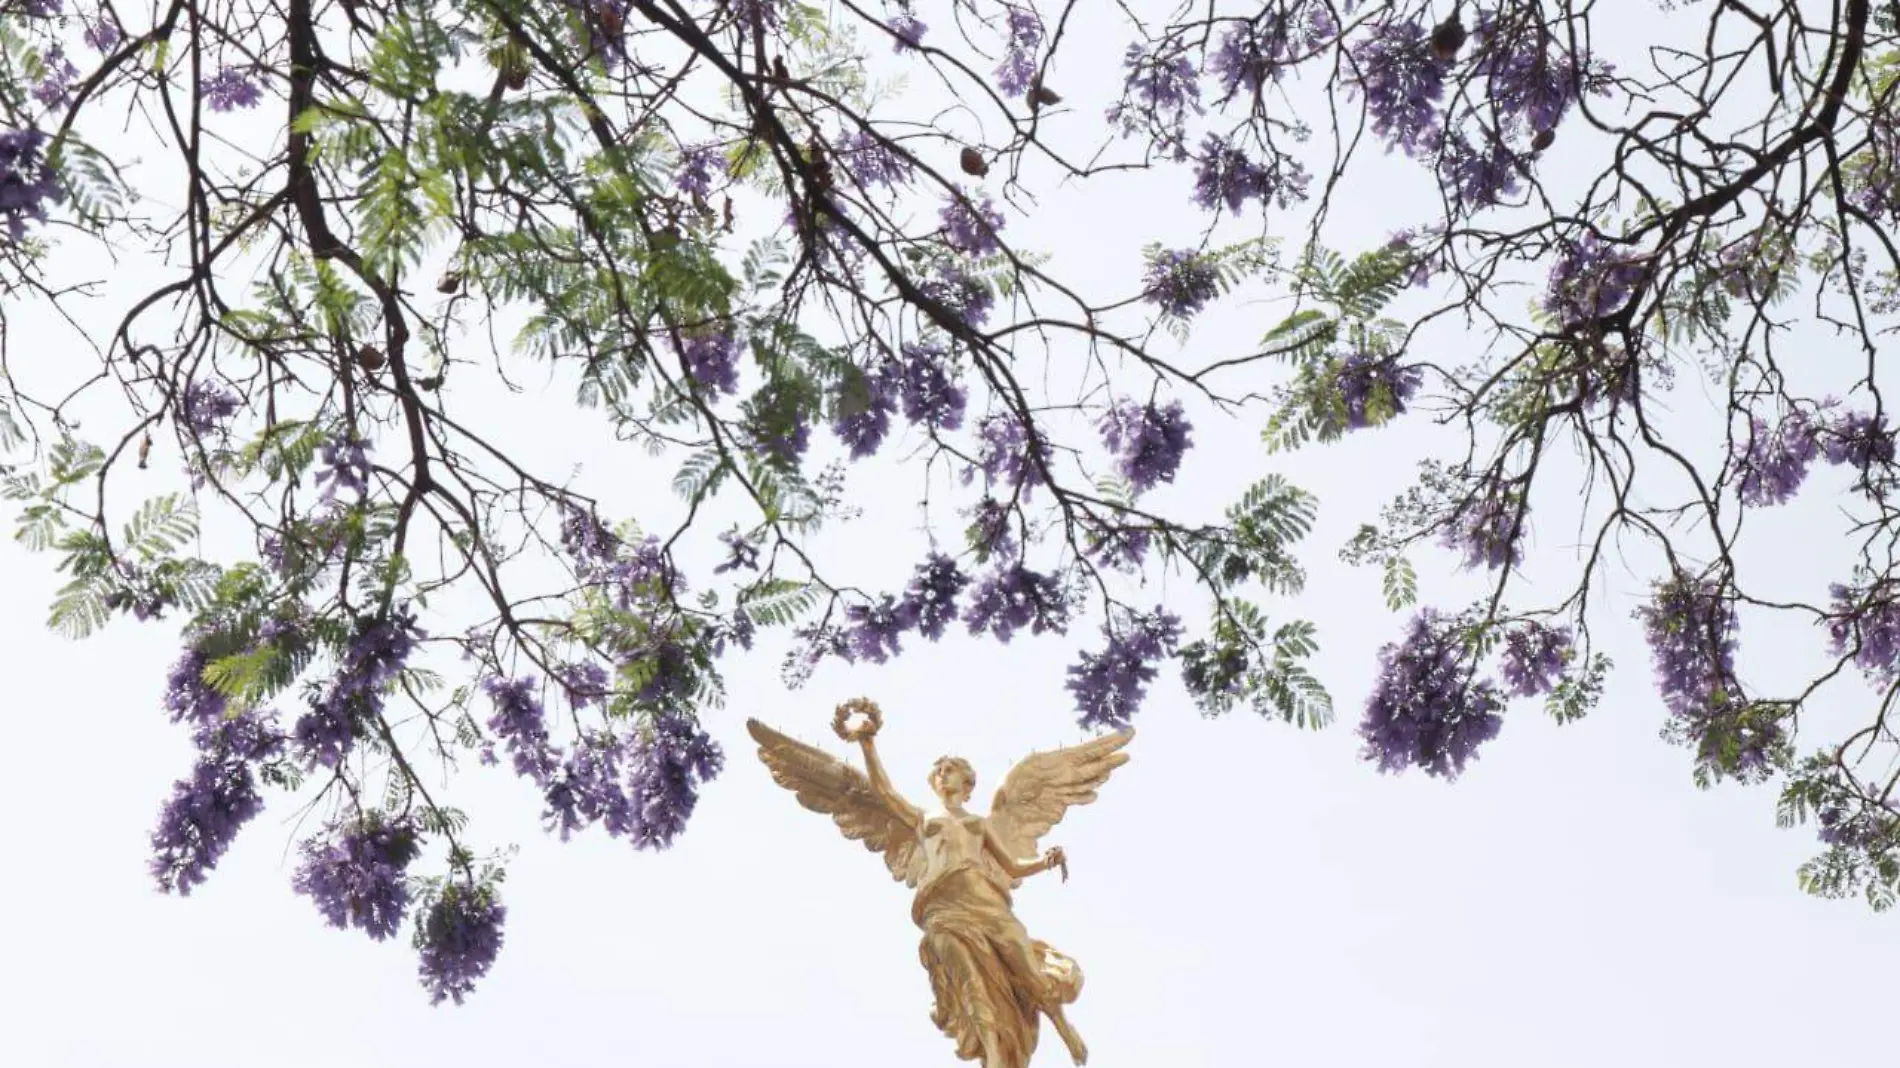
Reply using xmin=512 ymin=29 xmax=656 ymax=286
xmin=503 ymin=59 xmax=529 ymax=91
xmin=437 ymin=270 xmax=463 ymax=295
xmin=356 ymin=344 xmax=386 ymax=373
xmin=137 ymin=433 xmax=152 ymax=470
xmin=959 ymin=145 xmax=989 ymax=177
xmin=1029 ymin=79 xmax=1062 ymax=109
xmin=1531 ymin=127 xmax=1556 ymax=152
xmin=772 ymin=55 xmax=790 ymax=83
xmin=722 ymin=196 xmax=735 ymax=232
xmin=1430 ymin=13 xmax=1467 ymax=62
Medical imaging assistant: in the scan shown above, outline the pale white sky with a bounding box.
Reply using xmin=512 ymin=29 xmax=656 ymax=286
xmin=3 ymin=3 xmax=1897 ymax=1067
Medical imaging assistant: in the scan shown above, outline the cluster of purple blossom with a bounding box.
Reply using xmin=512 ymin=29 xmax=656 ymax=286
xmin=1067 ymin=609 xmax=1184 ymax=729
xmin=482 ymin=673 xmax=726 ymax=850
xmin=1191 ymin=134 xmax=1310 ymax=215
xmin=150 ymin=647 xmax=287 ymax=894
xmin=1207 ymin=7 xmax=1336 ymax=101
xmin=1142 ymin=248 xmax=1222 ymax=319
xmin=315 ymin=434 xmax=372 ymax=500
xmin=994 ymin=4 xmax=1043 ymax=95
xmin=973 ymin=411 xmax=1049 ymax=492
xmin=1358 ymin=614 xmax=1574 ymax=780
xmin=1331 ymin=354 xmax=1423 ymax=431
xmin=291 ymin=609 xmax=424 ymax=768
xmin=1359 ymin=609 xmax=1505 ymax=780
xmin=416 ymin=883 xmax=508 ymax=1005
xmin=838 ymin=129 xmax=913 ymax=189
xmin=1108 ymin=43 xmax=1202 ymax=138
xmin=200 ymin=66 xmax=262 ymax=112
xmin=31 ymin=46 xmax=79 ymax=108
xmin=1543 ymin=235 xmax=1647 ymax=327
xmin=1729 ymin=405 xmax=1898 ymax=507
xmin=181 ymin=379 xmax=242 ymax=436
xmin=1637 ymin=573 xmax=1781 ymax=778
xmin=916 ymin=263 xmax=995 ymax=328
xmin=1440 ymin=484 xmax=1524 ymax=571
xmin=831 ymin=340 xmax=969 ymax=457
xmin=1098 ymin=399 xmax=1193 ymax=494
xmin=292 ymin=815 xmax=422 ymax=941
xmin=681 ymin=327 xmax=742 ymax=395
xmin=1827 ymin=582 xmax=1900 ymax=685
xmin=940 ymin=193 xmax=1005 ymax=256
xmin=675 ymin=143 xmax=727 ymax=200
xmin=0 ymin=127 xmax=61 ymax=242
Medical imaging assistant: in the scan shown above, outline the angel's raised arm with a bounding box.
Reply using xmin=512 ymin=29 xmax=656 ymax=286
xmin=855 ymin=734 xmax=920 ymax=831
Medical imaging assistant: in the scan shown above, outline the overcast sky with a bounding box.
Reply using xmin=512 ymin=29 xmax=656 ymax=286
xmin=5 ymin=4 xmax=1899 ymax=1067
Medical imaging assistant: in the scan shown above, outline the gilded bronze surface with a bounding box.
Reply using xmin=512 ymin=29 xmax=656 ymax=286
xmin=746 ymin=699 xmax=1134 ymax=1067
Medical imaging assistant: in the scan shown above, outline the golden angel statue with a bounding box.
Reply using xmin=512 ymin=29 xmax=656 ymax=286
xmin=746 ymin=698 xmax=1134 ymax=1068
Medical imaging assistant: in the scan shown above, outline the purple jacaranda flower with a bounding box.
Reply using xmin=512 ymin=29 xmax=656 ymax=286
xmin=899 ymin=554 xmax=968 ymax=640
xmin=1359 ymin=609 xmax=1503 ymax=780
xmin=1142 ymin=248 xmax=1222 ymax=318
xmin=150 ymin=710 xmax=284 ymax=894
xmin=315 ymin=435 xmax=372 ymax=500
xmin=1067 ymin=609 xmax=1183 ymax=729
xmin=1499 ymin=622 xmax=1573 ymax=698
xmin=625 ymin=712 xmax=724 ymax=849
xmin=293 ymin=816 xmax=422 ymax=941
xmin=844 ymin=595 xmax=915 ymax=663
xmin=995 ymin=4 xmax=1043 ymax=95
xmin=1440 ymin=485 xmax=1524 ymax=571
xmin=941 ymin=193 xmax=1005 ymax=256
xmin=483 ymin=675 xmax=557 ymax=781
xmin=200 ymin=66 xmax=262 ymax=112
xmin=832 ymin=363 xmax=896 ymax=458
xmin=1827 ymin=582 xmax=1900 ymax=684
xmin=0 ymin=127 xmax=62 ymax=241
xmin=1099 ymin=399 xmax=1193 ymax=494
xmin=31 ymin=46 xmax=80 ymax=108
xmin=416 ymin=883 xmax=507 ymax=1005
xmin=1191 ymin=134 xmax=1310 ymax=214
xmin=680 ymin=328 xmax=741 ymax=395
xmin=1350 ymin=18 xmax=1446 ymax=157
xmin=897 ymin=341 xmax=966 ymax=431
xmin=889 ymin=12 xmax=927 ymax=52
xmin=1732 ymin=412 xmax=1819 ymax=507
xmin=1332 ymin=354 xmax=1423 ymax=430
xmin=182 ymin=380 xmax=241 ymax=435
xmin=676 ymin=143 xmax=726 ymax=199
xmin=963 ymin=564 xmax=1069 ymax=643
xmin=1820 ymin=410 xmax=1897 ymax=472
xmin=1543 ymin=235 xmax=1646 ymax=326
xmin=838 ymin=129 xmax=913 ymax=189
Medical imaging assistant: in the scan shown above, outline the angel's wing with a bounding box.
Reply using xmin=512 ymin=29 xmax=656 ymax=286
xmin=745 ymin=718 xmax=927 ymax=887
xmin=987 ymin=728 xmax=1134 ymax=884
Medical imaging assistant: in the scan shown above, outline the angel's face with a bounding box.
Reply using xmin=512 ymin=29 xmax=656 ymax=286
xmin=929 ymin=757 xmax=975 ymax=806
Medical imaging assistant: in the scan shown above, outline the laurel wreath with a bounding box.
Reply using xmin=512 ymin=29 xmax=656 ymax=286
xmin=832 ymin=697 xmax=883 ymax=743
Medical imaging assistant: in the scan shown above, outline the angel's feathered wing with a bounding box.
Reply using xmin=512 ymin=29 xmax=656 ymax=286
xmin=745 ymin=718 xmax=927 ymax=887
xmin=987 ymin=728 xmax=1134 ymax=887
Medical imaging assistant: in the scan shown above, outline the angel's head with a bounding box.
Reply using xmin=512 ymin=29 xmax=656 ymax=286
xmin=928 ymin=756 xmax=976 ymax=806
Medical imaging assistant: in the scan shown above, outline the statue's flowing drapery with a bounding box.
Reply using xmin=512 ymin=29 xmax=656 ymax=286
xmin=914 ymin=865 xmax=1082 ymax=1068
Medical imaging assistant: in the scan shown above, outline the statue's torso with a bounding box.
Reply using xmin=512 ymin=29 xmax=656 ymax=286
xmin=917 ymin=810 xmax=988 ymax=890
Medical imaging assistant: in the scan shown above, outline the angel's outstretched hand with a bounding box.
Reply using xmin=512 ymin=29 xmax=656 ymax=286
xmin=1044 ymin=846 xmax=1069 ymax=882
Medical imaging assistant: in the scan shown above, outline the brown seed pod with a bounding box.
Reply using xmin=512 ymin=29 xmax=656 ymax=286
xmin=1430 ymin=14 xmax=1467 ymax=62
xmin=959 ymin=145 xmax=989 ymax=177
xmin=503 ymin=60 xmax=529 ymax=91
xmin=437 ymin=270 xmax=463 ymax=295
xmin=355 ymin=344 xmax=386 ymax=373
xmin=1531 ymin=127 xmax=1556 ymax=152
xmin=1030 ymin=83 xmax=1062 ymax=109
xmin=137 ymin=433 xmax=152 ymax=470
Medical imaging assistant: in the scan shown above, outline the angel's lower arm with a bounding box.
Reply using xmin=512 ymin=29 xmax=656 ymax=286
xmin=858 ymin=739 xmax=913 ymax=820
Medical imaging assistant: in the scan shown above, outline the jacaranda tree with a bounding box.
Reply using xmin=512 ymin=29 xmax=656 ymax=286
xmin=3 ymin=0 xmax=1898 ymax=1001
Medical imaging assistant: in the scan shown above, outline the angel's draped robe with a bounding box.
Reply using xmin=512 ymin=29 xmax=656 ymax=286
xmin=912 ymin=850 xmax=1082 ymax=1068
